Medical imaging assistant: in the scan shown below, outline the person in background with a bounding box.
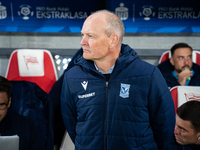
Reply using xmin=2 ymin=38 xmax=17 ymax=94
xmin=169 ymin=100 xmax=200 ymax=150
xmin=61 ymin=10 xmax=175 ymax=150
xmin=158 ymin=43 xmax=200 ymax=89
xmin=0 ymin=76 xmax=44 ymax=150
xmin=48 ymin=48 xmax=82 ymax=149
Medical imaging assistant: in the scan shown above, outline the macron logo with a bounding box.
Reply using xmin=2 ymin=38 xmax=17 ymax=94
xmin=81 ymin=81 xmax=88 ymax=90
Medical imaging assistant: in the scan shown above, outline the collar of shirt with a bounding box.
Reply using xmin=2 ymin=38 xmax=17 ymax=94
xmin=172 ymin=69 xmax=195 ymax=86
xmin=94 ymin=62 xmax=115 ymax=74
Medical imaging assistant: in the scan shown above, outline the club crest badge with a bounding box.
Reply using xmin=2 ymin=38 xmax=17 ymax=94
xmin=120 ymin=83 xmax=130 ymax=98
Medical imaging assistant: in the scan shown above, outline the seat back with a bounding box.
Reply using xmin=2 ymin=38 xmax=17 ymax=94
xmin=158 ymin=51 xmax=171 ymax=64
xmin=159 ymin=50 xmax=200 ymax=65
xmin=5 ymin=49 xmax=58 ymax=93
xmin=170 ymin=86 xmax=200 ymax=113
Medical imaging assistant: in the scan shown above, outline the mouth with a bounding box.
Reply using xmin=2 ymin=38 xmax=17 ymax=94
xmin=82 ymin=48 xmax=90 ymax=53
xmin=174 ymin=135 xmax=181 ymax=142
xmin=183 ymin=66 xmax=190 ymax=69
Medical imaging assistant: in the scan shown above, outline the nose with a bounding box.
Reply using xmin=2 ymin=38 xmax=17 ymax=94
xmin=184 ymin=57 xmax=189 ymax=65
xmin=80 ymin=35 xmax=87 ymax=46
xmin=174 ymin=125 xmax=180 ymax=135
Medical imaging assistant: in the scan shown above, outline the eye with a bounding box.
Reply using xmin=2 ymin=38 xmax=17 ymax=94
xmin=179 ymin=126 xmax=187 ymax=132
xmin=188 ymin=56 xmax=192 ymax=59
xmin=179 ymin=56 xmax=184 ymax=60
xmin=88 ymin=34 xmax=93 ymax=38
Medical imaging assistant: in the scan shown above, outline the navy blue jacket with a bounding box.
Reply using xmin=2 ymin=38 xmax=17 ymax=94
xmin=0 ymin=109 xmax=44 ymax=150
xmin=157 ymin=59 xmax=200 ymax=89
xmin=10 ymin=81 xmax=54 ymax=150
xmin=61 ymin=44 xmax=175 ymax=150
xmin=48 ymin=48 xmax=82 ymax=147
xmin=169 ymin=137 xmax=200 ymax=150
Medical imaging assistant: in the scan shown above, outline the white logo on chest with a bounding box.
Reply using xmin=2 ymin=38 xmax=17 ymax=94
xmin=81 ymin=81 xmax=88 ymax=90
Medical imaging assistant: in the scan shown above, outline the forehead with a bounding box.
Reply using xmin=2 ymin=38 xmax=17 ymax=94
xmin=173 ymin=48 xmax=192 ymax=56
xmin=81 ymin=13 xmax=107 ymax=34
xmin=0 ymin=92 xmax=8 ymax=103
xmin=176 ymin=115 xmax=194 ymax=130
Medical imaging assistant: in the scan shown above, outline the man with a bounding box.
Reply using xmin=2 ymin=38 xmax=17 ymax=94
xmin=61 ymin=10 xmax=175 ymax=149
xmin=0 ymin=76 xmax=44 ymax=150
xmin=169 ymin=101 xmax=200 ymax=150
xmin=158 ymin=43 xmax=200 ymax=89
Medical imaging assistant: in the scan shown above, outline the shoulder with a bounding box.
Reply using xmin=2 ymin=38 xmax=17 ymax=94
xmin=120 ymin=58 xmax=163 ymax=80
xmin=157 ymin=59 xmax=171 ymax=69
xmin=192 ymin=63 xmax=200 ymax=72
xmin=157 ymin=59 xmax=174 ymax=74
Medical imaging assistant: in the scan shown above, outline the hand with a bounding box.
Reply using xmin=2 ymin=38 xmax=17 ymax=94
xmin=178 ymin=69 xmax=193 ymax=85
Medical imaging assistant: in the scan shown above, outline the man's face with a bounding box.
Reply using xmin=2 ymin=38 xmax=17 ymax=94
xmin=80 ymin=13 xmax=113 ymax=63
xmin=174 ymin=114 xmax=200 ymax=145
xmin=0 ymin=92 xmax=11 ymax=122
xmin=170 ymin=48 xmax=193 ymax=74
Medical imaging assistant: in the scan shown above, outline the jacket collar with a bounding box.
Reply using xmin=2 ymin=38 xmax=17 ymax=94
xmin=74 ymin=44 xmax=138 ymax=73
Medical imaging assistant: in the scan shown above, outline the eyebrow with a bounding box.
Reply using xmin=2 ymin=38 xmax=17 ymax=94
xmin=178 ymin=125 xmax=188 ymax=132
xmin=177 ymin=54 xmax=192 ymax=58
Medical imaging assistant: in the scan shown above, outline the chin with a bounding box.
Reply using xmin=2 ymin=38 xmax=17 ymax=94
xmin=83 ymin=54 xmax=91 ymax=60
xmin=176 ymin=140 xmax=183 ymax=145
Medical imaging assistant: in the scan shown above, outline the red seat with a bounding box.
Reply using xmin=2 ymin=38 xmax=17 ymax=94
xmin=159 ymin=50 xmax=200 ymax=65
xmin=170 ymin=86 xmax=200 ymax=113
xmin=5 ymin=49 xmax=58 ymax=93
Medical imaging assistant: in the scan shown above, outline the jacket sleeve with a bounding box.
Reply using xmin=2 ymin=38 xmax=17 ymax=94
xmin=61 ymin=72 xmax=77 ymax=143
xmin=148 ymin=66 xmax=176 ymax=150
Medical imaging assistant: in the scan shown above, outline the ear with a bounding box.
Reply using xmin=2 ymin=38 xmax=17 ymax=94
xmin=170 ymin=57 xmax=174 ymax=66
xmin=7 ymin=97 xmax=11 ymax=108
xmin=109 ymin=34 xmax=119 ymax=49
xmin=197 ymin=132 xmax=200 ymax=140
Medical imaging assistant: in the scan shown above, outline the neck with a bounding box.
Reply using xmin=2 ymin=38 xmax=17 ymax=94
xmin=95 ymin=61 xmax=114 ymax=74
xmin=175 ymin=71 xmax=179 ymax=76
xmin=95 ymin=48 xmax=120 ymax=74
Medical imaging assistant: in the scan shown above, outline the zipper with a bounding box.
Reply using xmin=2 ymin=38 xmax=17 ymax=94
xmin=104 ymin=81 xmax=109 ymax=150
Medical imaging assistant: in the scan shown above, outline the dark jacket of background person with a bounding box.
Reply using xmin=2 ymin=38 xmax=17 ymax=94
xmin=168 ymin=137 xmax=200 ymax=150
xmin=157 ymin=59 xmax=200 ymax=89
xmin=10 ymin=81 xmax=54 ymax=150
xmin=48 ymin=48 xmax=82 ymax=148
xmin=0 ymin=109 xmax=44 ymax=150
xmin=61 ymin=44 xmax=175 ymax=150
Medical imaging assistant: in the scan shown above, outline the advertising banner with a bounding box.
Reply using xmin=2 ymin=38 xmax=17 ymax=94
xmin=0 ymin=0 xmax=200 ymax=33
xmin=0 ymin=0 xmax=97 ymax=33
xmin=107 ymin=0 xmax=200 ymax=33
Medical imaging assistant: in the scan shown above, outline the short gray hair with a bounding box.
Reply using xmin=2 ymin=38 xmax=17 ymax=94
xmin=92 ymin=10 xmax=125 ymax=45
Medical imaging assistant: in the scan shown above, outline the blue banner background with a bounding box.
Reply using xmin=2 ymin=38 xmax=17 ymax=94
xmin=107 ymin=0 xmax=200 ymax=33
xmin=0 ymin=0 xmax=200 ymax=33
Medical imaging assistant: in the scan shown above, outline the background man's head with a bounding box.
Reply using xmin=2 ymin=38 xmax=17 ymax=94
xmin=170 ymin=43 xmax=193 ymax=74
xmin=174 ymin=100 xmax=200 ymax=145
xmin=0 ymin=76 xmax=12 ymax=122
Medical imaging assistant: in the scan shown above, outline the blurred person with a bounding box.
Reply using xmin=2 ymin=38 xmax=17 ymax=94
xmin=158 ymin=43 xmax=200 ymax=89
xmin=61 ymin=10 xmax=175 ymax=150
xmin=168 ymin=101 xmax=200 ymax=150
xmin=175 ymin=100 xmax=200 ymax=149
xmin=48 ymin=48 xmax=82 ymax=149
xmin=0 ymin=76 xmax=44 ymax=150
